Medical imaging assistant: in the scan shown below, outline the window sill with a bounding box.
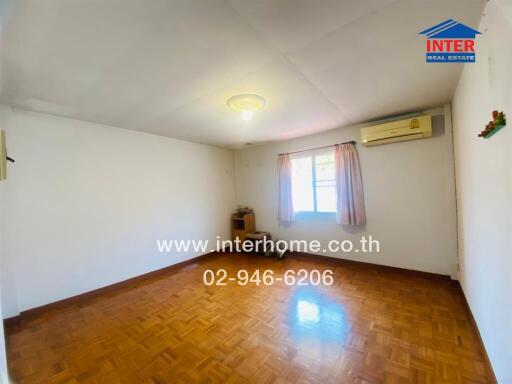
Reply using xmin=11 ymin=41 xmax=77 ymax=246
xmin=293 ymin=211 xmax=336 ymax=221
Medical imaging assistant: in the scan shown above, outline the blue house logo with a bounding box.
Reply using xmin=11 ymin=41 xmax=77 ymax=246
xmin=419 ymin=19 xmax=481 ymax=63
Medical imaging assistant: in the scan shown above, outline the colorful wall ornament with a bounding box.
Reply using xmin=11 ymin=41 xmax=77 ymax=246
xmin=478 ymin=110 xmax=506 ymax=139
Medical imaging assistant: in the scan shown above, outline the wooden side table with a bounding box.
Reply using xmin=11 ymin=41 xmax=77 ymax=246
xmin=231 ymin=213 xmax=255 ymax=242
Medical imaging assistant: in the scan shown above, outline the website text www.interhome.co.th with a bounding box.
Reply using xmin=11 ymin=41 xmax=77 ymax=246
xmin=156 ymin=236 xmax=380 ymax=254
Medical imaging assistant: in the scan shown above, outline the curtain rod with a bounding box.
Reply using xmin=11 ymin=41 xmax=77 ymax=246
xmin=278 ymin=140 xmax=356 ymax=156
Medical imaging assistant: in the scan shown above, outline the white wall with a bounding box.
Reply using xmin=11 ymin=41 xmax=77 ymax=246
xmin=1 ymin=107 xmax=236 ymax=318
xmin=0 ymin=105 xmax=11 ymax=383
xmin=0 ymin=265 xmax=8 ymax=384
xmin=0 ymin=180 xmax=9 ymax=384
xmin=452 ymin=1 xmax=512 ymax=382
xmin=235 ymin=106 xmax=458 ymax=276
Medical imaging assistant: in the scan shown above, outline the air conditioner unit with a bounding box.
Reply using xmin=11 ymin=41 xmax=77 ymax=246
xmin=361 ymin=115 xmax=432 ymax=146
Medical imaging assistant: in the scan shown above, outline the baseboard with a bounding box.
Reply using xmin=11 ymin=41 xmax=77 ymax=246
xmin=455 ymin=281 xmax=498 ymax=384
xmin=4 ymin=251 xmax=221 ymax=329
xmin=290 ymin=251 xmax=451 ymax=280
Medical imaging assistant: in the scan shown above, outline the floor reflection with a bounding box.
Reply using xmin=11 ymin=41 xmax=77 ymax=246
xmin=289 ymin=287 xmax=350 ymax=345
xmin=297 ymin=300 xmax=320 ymax=324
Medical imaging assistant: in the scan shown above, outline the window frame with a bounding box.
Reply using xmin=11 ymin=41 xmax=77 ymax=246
xmin=291 ymin=148 xmax=336 ymax=217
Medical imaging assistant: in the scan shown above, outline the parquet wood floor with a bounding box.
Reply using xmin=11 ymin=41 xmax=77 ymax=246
xmin=6 ymin=253 xmax=495 ymax=384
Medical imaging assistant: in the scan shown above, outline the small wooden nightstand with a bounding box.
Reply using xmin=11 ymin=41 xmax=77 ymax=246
xmin=231 ymin=213 xmax=255 ymax=242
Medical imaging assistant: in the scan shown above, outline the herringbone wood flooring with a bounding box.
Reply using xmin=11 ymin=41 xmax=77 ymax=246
xmin=6 ymin=253 xmax=494 ymax=383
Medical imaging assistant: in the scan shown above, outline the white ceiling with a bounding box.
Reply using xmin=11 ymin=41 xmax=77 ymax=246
xmin=0 ymin=0 xmax=485 ymax=148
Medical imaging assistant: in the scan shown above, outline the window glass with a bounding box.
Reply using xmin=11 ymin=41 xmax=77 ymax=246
xmin=291 ymin=156 xmax=314 ymax=212
xmin=315 ymin=153 xmax=336 ymax=213
xmin=291 ymin=150 xmax=336 ymax=214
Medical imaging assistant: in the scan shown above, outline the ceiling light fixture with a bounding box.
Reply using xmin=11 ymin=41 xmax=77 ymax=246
xmin=227 ymin=94 xmax=266 ymax=121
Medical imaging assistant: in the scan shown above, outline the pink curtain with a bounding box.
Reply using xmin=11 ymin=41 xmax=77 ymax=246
xmin=335 ymin=143 xmax=367 ymax=225
xmin=277 ymin=154 xmax=293 ymax=226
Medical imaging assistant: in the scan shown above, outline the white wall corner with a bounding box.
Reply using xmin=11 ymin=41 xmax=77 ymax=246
xmin=443 ymin=103 xmax=459 ymax=280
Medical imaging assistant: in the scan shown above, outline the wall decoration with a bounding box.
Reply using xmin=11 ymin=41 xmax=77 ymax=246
xmin=478 ymin=110 xmax=506 ymax=138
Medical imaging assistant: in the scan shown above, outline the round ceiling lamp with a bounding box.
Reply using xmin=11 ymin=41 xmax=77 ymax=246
xmin=227 ymin=94 xmax=266 ymax=121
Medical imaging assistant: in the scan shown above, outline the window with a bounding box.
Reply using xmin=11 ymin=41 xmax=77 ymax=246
xmin=291 ymin=150 xmax=336 ymax=214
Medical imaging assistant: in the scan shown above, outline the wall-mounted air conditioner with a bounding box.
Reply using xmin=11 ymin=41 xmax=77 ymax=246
xmin=361 ymin=115 xmax=432 ymax=146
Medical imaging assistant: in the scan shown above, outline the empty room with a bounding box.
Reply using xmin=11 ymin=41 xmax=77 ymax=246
xmin=0 ymin=0 xmax=510 ymax=383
